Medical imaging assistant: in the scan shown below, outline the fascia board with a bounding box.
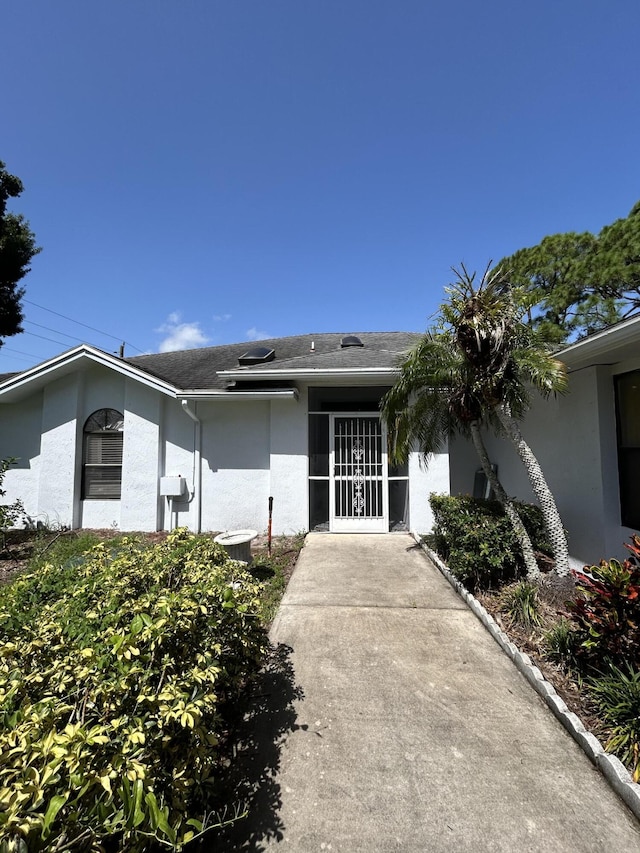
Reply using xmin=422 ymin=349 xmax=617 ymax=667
xmin=0 ymin=345 xmax=179 ymax=401
xmin=217 ymin=367 xmax=398 ymax=382
xmin=180 ymin=389 xmax=299 ymax=401
xmin=559 ymin=317 xmax=640 ymax=369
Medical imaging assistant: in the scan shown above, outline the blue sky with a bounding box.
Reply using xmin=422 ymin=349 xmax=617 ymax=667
xmin=2 ymin=1 xmax=639 ymax=370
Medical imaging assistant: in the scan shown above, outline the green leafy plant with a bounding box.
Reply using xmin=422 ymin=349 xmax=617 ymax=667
xmin=588 ymin=664 xmax=640 ymax=783
xmin=500 ymin=580 xmax=542 ymax=628
xmin=567 ymin=536 xmax=640 ymax=670
xmin=0 ymin=529 xmax=269 ymax=851
xmin=0 ymin=458 xmax=25 ymax=549
xmin=543 ymin=617 xmax=577 ymax=665
xmin=250 ymin=532 xmax=306 ymax=626
xmin=426 ymin=494 xmax=551 ymax=591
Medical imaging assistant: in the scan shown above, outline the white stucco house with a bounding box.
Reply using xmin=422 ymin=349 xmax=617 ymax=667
xmin=1 ymin=320 xmax=638 ymax=560
xmin=0 ymin=332 xmax=449 ymax=536
xmin=450 ymin=314 xmax=640 ymax=564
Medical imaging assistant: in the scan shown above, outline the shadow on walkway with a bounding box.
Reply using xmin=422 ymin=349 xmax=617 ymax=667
xmin=198 ymin=643 xmax=303 ymax=852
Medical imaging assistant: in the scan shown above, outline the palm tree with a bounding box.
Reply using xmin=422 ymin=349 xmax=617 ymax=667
xmin=382 ymin=330 xmax=542 ymax=579
xmin=383 ymin=265 xmax=570 ymax=577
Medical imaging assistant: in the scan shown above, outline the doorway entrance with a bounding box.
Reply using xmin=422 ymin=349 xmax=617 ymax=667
xmin=308 ymin=387 xmax=409 ymax=533
xmin=330 ymin=415 xmax=388 ymax=532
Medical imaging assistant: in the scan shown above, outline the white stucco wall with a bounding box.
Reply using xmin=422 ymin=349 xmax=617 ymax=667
xmin=37 ymin=375 xmax=81 ymax=528
xmin=409 ymin=446 xmax=450 ymax=534
xmin=269 ymin=390 xmax=308 ymax=534
xmin=200 ymin=400 xmax=271 ymax=533
xmin=162 ymin=398 xmax=199 ymax=531
xmin=449 ymin=365 xmax=631 ymax=565
xmin=80 ymin=500 xmax=119 ymax=530
xmin=119 ymin=380 xmax=162 ymax=531
xmin=0 ymin=393 xmax=43 ymax=522
xmin=82 ymin=368 xmax=125 ymax=420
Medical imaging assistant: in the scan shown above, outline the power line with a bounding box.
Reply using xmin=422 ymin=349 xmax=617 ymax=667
xmin=25 ymin=320 xmax=89 ymax=344
xmin=23 ymin=299 xmax=145 ymax=354
xmin=23 ymin=330 xmax=124 ymax=357
xmin=0 ymin=346 xmax=42 ymax=359
xmin=0 ymin=349 xmax=39 ymax=366
xmin=22 ymin=330 xmax=83 ymax=348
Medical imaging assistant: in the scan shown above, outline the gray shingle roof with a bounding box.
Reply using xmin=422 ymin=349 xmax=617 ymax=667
xmin=125 ymin=332 xmax=420 ymax=390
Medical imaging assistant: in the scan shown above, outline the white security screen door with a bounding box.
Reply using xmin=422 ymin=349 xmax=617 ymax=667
xmin=330 ymin=415 xmax=388 ymax=532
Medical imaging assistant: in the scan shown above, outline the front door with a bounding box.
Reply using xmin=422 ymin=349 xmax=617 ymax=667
xmin=330 ymin=415 xmax=388 ymax=532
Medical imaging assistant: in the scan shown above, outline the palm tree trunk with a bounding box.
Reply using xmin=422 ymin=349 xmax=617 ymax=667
xmin=469 ymin=421 xmax=540 ymax=580
xmin=495 ymin=404 xmax=570 ymax=577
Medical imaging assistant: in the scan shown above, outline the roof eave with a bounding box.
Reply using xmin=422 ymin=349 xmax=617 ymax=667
xmin=0 ymin=345 xmax=179 ymax=402
xmin=559 ymin=315 xmax=640 ymax=370
xmin=217 ymin=367 xmax=398 ymax=383
xmin=180 ymin=389 xmax=299 ymax=401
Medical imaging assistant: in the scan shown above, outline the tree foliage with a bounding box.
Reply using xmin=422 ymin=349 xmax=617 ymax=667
xmin=0 ymin=458 xmax=24 ymax=548
xmin=497 ymin=201 xmax=640 ymax=343
xmin=0 ymin=161 xmax=40 ymax=345
xmin=382 ymin=265 xmax=570 ymax=576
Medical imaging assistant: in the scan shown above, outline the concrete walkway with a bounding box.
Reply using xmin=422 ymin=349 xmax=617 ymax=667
xmin=220 ymin=533 xmax=640 ymax=851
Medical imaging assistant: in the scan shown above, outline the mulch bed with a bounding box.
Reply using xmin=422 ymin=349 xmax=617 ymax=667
xmin=475 ymin=573 xmax=608 ymax=742
xmin=0 ymin=529 xmax=62 ymax=584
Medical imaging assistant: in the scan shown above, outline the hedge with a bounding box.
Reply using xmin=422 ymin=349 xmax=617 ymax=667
xmin=0 ymin=529 xmax=268 ymax=851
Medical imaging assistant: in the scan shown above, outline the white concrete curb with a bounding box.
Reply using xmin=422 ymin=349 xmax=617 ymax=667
xmin=414 ymin=535 xmax=640 ymax=821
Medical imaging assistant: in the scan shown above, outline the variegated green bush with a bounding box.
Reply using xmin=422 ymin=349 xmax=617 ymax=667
xmin=0 ymin=529 xmax=268 ymax=851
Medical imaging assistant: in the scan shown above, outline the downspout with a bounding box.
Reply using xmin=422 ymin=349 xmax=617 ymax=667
xmin=181 ymin=399 xmax=202 ymax=533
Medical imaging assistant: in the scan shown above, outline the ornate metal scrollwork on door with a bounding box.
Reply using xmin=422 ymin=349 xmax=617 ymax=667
xmin=352 ymin=438 xmax=365 ymax=515
xmin=333 ymin=417 xmax=383 ymax=523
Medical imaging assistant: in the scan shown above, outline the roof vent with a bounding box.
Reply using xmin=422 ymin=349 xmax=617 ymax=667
xmin=238 ymin=346 xmax=276 ymax=366
xmin=340 ymin=335 xmax=364 ymax=348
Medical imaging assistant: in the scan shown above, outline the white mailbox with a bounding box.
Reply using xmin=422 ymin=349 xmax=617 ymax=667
xmin=160 ymin=476 xmax=185 ymax=497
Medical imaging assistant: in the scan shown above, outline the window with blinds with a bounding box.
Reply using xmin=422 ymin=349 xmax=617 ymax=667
xmin=82 ymin=409 xmax=124 ymax=499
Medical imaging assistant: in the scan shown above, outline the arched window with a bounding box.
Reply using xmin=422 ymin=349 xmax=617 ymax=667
xmin=82 ymin=409 xmax=124 ymax=499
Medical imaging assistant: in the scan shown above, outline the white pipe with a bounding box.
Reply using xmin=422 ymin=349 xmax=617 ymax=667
xmin=181 ymin=399 xmax=202 ymax=533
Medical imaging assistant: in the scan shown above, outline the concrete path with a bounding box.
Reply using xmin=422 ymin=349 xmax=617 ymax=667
xmin=217 ymin=533 xmax=640 ymax=852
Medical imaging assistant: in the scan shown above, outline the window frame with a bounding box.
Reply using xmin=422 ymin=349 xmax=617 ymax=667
xmin=82 ymin=408 xmax=124 ymax=500
xmin=614 ymin=371 xmax=640 ymax=529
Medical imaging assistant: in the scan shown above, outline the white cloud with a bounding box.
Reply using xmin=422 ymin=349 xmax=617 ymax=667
xmin=213 ymin=313 xmax=232 ymax=322
xmin=156 ymin=313 xmax=211 ymax=353
xmin=246 ymin=326 xmax=270 ymax=341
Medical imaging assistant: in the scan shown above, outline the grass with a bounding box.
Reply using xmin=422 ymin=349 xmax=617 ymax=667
xmin=28 ymin=530 xmax=111 ymax=569
xmin=250 ymin=532 xmax=306 ymax=625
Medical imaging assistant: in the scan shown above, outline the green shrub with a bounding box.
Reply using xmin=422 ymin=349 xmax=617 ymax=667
xmin=0 ymin=529 xmax=268 ymax=851
xmin=567 ymin=535 xmax=640 ymax=671
xmin=0 ymin=458 xmax=25 ymax=549
xmin=543 ymin=617 xmax=577 ymax=665
xmin=588 ymin=664 xmax=640 ymax=783
xmin=426 ymin=494 xmax=550 ymax=591
xmin=500 ymin=580 xmax=542 ymax=628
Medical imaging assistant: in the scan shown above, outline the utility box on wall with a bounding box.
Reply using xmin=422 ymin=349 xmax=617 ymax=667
xmin=160 ymin=476 xmax=185 ymax=497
